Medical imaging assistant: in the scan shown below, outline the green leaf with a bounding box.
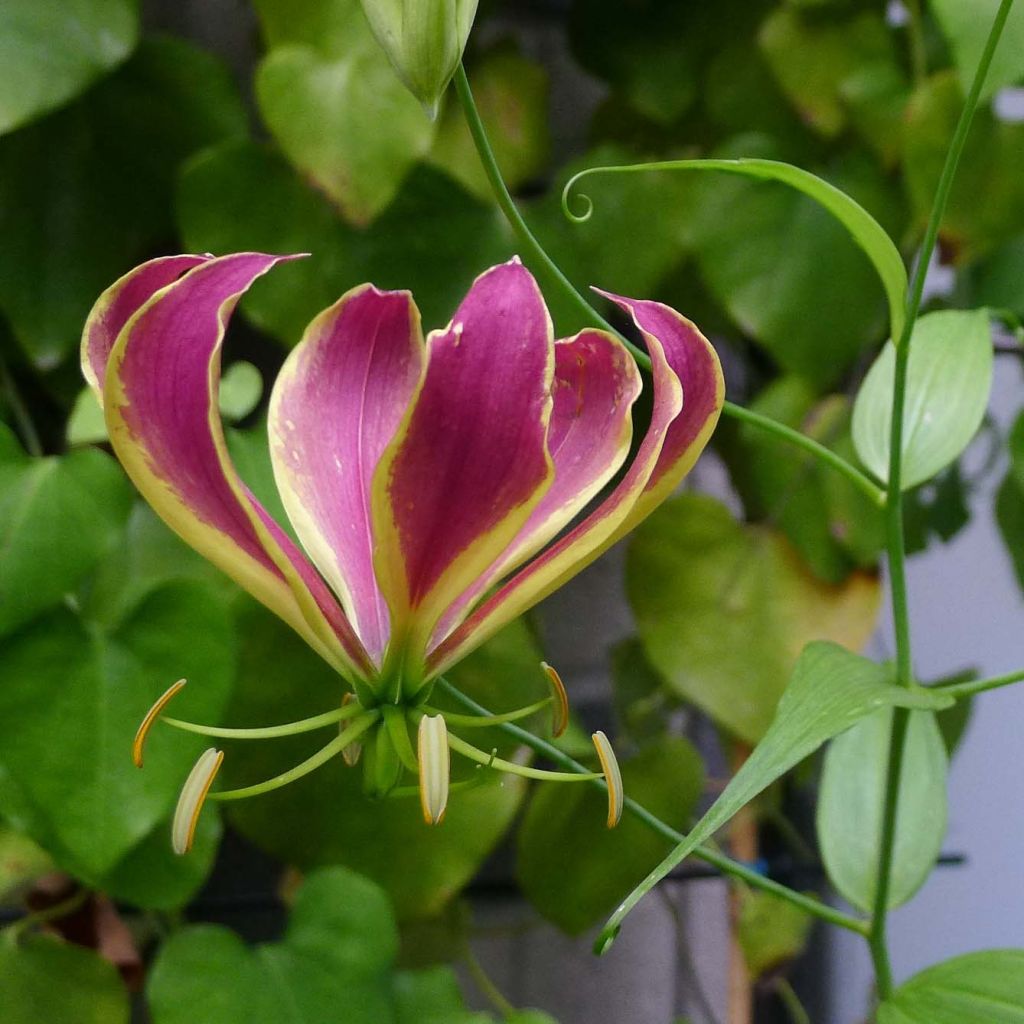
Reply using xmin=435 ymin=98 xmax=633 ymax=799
xmin=0 ymin=0 xmax=139 ymax=135
xmin=817 ymin=708 xmax=947 ymax=912
xmin=903 ymin=72 xmax=1024 ymax=261
xmin=177 ymin=139 xmax=508 ymax=345
xmin=931 ymin=0 xmax=1024 ymax=100
xmin=597 ymin=641 xmax=953 ymax=951
xmin=222 ymin=598 xmax=529 ymax=919
xmin=430 ymin=44 xmax=550 ymax=202
xmin=0 ymin=581 xmax=235 ymax=879
xmin=736 ymin=890 xmax=812 ymax=978
xmin=626 ymin=494 xmax=882 ymax=743
xmin=0 ymin=933 xmax=129 ymax=1024
xmin=254 ymin=0 xmax=435 ymax=226
xmin=98 ymin=810 xmax=222 ymax=911
xmin=516 ymin=737 xmax=704 ymax=935
xmin=852 ymin=309 xmax=994 ymax=489
xmin=0 ymin=431 xmax=133 ymax=637
xmin=148 ymin=866 xmax=488 ymax=1024
xmin=759 ymin=6 xmax=904 ymax=141
xmin=877 ymin=949 xmax=1024 ymax=1023
xmin=566 ymin=143 xmax=907 ymax=373
xmin=0 ymin=36 xmax=247 ymax=368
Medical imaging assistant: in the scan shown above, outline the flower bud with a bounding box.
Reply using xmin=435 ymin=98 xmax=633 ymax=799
xmin=359 ymin=0 xmax=478 ymax=117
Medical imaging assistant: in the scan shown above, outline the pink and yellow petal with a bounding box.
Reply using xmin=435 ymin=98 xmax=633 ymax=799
xmin=598 ymin=292 xmax=724 ymax=540
xmin=104 ymin=252 xmax=373 ymax=681
xmin=430 ymin=328 xmax=640 ymax=647
xmin=371 ymin=259 xmax=555 ymax=673
xmin=429 ymin=297 xmax=722 ymax=676
xmin=81 ymin=254 xmax=210 ymax=404
xmin=269 ymin=285 xmax=425 ymax=666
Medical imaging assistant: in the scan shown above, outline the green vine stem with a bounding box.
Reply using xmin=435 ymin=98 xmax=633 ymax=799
xmin=452 ymin=64 xmax=886 ymax=507
xmin=436 ymin=678 xmax=869 ymax=938
xmin=939 ymin=667 xmax=1024 ymax=700
xmin=867 ymin=0 xmax=1015 ymax=997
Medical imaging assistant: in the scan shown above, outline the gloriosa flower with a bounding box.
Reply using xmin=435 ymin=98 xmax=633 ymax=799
xmin=82 ymin=253 xmax=723 ymax=852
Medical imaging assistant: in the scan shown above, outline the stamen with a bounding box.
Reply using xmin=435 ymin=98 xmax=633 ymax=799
xmin=541 ymin=662 xmax=569 ymax=737
xmin=172 ymin=747 xmax=223 ymax=855
xmin=592 ymin=731 xmax=623 ymax=828
xmin=341 ymin=694 xmax=362 ymax=766
xmin=418 ymin=696 xmax=552 ymax=728
xmin=446 ymin=732 xmax=602 ymax=782
xmin=133 ymin=678 xmax=186 ymax=767
xmin=417 ymin=715 xmax=450 ymax=825
xmin=161 ymin=701 xmax=361 ymax=740
xmin=208 ymin=712 xmax=378 ymax=802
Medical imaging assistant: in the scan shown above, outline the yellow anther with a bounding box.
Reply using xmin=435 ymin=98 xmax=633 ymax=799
xmin=592 ymin=730 xmax=623 ymax=828
xmin=417 ymin=714 xmax=450 ymax=825
xmin=541 ymin=661 xmax=569 ymax=738
xmin=132 ymin=678 xmax=187 ymax=768
xmin=172 ymin=747 xmax=224 ymax=855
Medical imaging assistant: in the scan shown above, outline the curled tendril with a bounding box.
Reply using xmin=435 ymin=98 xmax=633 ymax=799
xmin=561 ymin=172 xmax=597 ymax=223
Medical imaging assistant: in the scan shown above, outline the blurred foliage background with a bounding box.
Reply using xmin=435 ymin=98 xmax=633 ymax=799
xmin=2 ymin=0 xmax=1024 ymax=1021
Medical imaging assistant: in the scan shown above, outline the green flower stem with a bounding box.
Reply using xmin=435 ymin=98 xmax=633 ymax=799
xmin=209 ymin=712 xmax=379 ymax=801
xmin=447 ymin=730 xmax=602 ymax=782
xmin=420 ymin=696 xmax=552 ymax=727
xmin=436 ymin=678 xmax=869 ymax=937
xmin=939 ymin=667 xmax=1024 ymax=700
xmin=453 ymin=62 xmax=885 ymax=507
xmin=868 ymin=0 xmax=1016 ymax=998
xmin=162 ymin=701 xmax=362 ymax=740
xmin=4 ymin=887 xmax=90 ymax=943
xmin=722 ymin=401 xmax=886 ymax=506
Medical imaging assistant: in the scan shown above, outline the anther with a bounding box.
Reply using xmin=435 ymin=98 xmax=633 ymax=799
xmin=592 ymin=731 xmax=623 ymax=828
xmin=417 ymin=715 xmax=450 ymax=825
xmin=171 ymin=747 xmax=224 ymax=855
xmin=132 ymin=678 xmax=186 ymax=768
xmin=541 ymin=662 xmax=569 ymax=738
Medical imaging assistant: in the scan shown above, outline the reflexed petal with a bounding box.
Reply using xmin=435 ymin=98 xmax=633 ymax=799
xmin=430 ymin=328 xmax=640 ymax=647
xmin=172 ymin=747 xmax=223 ymax=855
xmin=104 ymin=252 xmax=373 ymax=680
xmin=270 ymin=285 xmax=425 ymax=665
xmin=429 ymin=295 xmax=723 ymax=676
xmin=598 ymin=292 xmax=724 ymax=536
xmin=372 ymin=259 xmax=555 ymax=665
xmin=81 ymin=254 xmax=210 ymax=404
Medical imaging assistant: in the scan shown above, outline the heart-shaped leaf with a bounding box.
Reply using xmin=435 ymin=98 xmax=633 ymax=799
xmin=254 ymin=0 xmax=435 ymax=226
xmin=147 ymin=867 xmax=493 ymax=1024
xmin=0 ymin=426 xmax=133 ymax=638
xmin=0 ymin=581 xmax=235 ymax=879
xmin=0 ymin=934 xmax=128 ymax=1024
xmin=626 ymin=494 xmax=882 ymax=743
